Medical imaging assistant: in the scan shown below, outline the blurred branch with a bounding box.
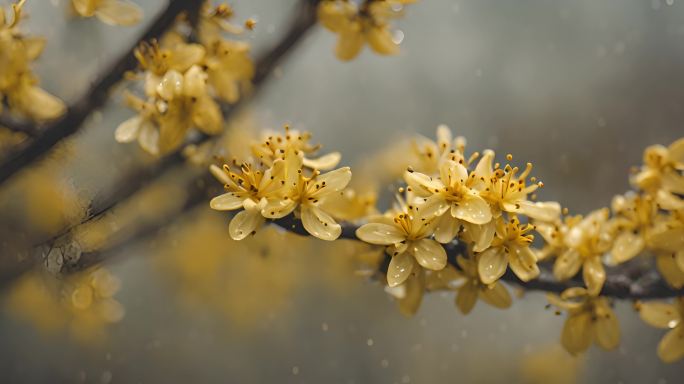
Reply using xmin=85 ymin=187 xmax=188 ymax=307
xmin=0 ymin=0 xmax=204 ymax=185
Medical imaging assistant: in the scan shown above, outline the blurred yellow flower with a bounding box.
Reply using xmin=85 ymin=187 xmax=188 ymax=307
xmin=636 ymin=297 xmax=684 ymax=363
xmin=547 ymin=287 xmax=620 ymax=355
xmin=318 ymin=0 xmax=413 ymax=61
xmin=0 ymin=0 xmax=65 ymax=120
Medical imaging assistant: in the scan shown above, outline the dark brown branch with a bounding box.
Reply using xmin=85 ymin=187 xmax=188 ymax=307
xmin=0 ymin=0 xmax=204 ymax=185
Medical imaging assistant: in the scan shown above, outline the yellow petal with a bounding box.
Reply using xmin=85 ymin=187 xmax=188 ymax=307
xmin=465 ymin=220 xmax=496 ymax=252
xmin=398 ymin=271 xmax=425 ymax=316
xmin=657 ymin=254 xmax=684 ymax=289
xmin=183 ymin=65 xmax=207 ymax=98
xmin=357 ymin=223 xmax=406 ymax=245
xmin=301 ymin=205 xmax=341 ymax=241
xmin=477 ymin=247 xmax=507 ymax=285
xmin=404 ymin=169 xmax=444 ymax=196
xmin=455 ymin=281 xmax=478 ymax=314
xmin=366 ymin=25 xmax=399 ymax=56
xmin=561 ymin=312 xmax=593 ymax=355
xmin=553 ymin=249 xmax=582 ymax=281
xmin=302 ymin=152 xmax=341 ymax=170
xmin=387 ymin=251 xmax=414 ymax=287
xmin=479 ymin=282 xmax=512 ymax=309
xmin=677 ymin=250 xmax=684 ymax=273
xmin=512 ymin=200 xmax=561 ymax=222
xmin=508 ymin=245 xmax=540 ymax=282
xmin=137 ymin=121 xmax=159 ymax=155
xmin=335 ymin=28 xmax=364 ymax=61
xmin=228 ymin=206 xmax=264 ymax=240
xmin=72 ymin=0 xmax=97 ymax=17
xmin=638 ymin=302 xmax=681 ymax=329
xmin=583 ymin=257 xmax=606 ymax=295
xmin=668 ymin=137 xmax=684 ymax=164
xmin=23 ymin=37 xmax=46 ymax=60
xmin=611 ymin=231 xmax=645 ymax=264
xmin=114 ymin=116 xmax=141 ymax=143
xmin=156 ymin=70 xmax=183 ymax=100
xmin=433 ymin=212 xmax=460 ymax=244
xmin=658 ymin=327 xmax=684 ymax=363
xmin=594 ymin=300 xmax=620 ymax=350
xmin=169 ymin=43 xmax=206 ymax=73
xmin=95 ymin=0 xmax=143 ymax=26
xmin=451 ymin=193 xmax=492 ymax=225
xmin=411 ymin=239 xmax=447 ymax=271
xmin=209 ymin=193 xmax=244 ymax=211
xmin=419 ymin=195 xmax=450 ymax=219
xmin=308 ymin=167 xmax=352 ymax=198
xmin=20 ymin=86 xmax=66 ymax=120
xmin=261 ymin=198 xmax=297 ymax=219
xmin=192 ymin=97 xmax=223 ymax=135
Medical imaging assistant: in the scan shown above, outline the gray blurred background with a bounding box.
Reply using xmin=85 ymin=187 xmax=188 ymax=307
xmin=1 ymin=0 xmax=684 ymax=382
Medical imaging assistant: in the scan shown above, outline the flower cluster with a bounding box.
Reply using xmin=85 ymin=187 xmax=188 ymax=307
xmin=0 ymin=0 xmax=65 ymax=120
xmin=209 ymin=125 xmax=352 ymax=241
xmin=356 ymin=125 xmax=560 ymax=289
xmin=317 ymin=0 xmax=415 ymax=61
xmin=115 ymin=2 xmax=254 ymax=155
xmin=71 ymin=0 xmax=142 ymax=26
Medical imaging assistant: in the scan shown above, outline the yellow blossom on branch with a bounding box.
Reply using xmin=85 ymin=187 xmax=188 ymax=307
xmin=637 ymin=297 xmax=684 ymax=363
xmin=71 ymin=0 xmax=142 ymax=26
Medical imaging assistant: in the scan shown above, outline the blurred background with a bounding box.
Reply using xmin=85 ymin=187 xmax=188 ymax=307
xmin=1 ymin=0 xmax=684 ymax=382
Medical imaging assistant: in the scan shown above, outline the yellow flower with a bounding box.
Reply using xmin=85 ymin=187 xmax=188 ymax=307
xmin=427 ymin=255 xmax=512 ymax=314
xmin=470 ymin=150 xmax=561 ymax=222
xmin=477 ymin=215 xmax=539 ymax=284
xmin=210 ymin=129 xmax=352 ymax=241
xmin=631 ymin=138 xmax=684 ymax=197
xmin=649 ymin=210 xmax=684 ymax=288
xmin=552 ymin=208 xmax=612 ymax=295
xmin=198 ymin=3 xmax=244 ymax=45
xmin=205 ymin=39 xmax=254 ymax=104
xmin=0 ymin=0 xmax=65 ymax=120
xmin=71 ymin=0 xmax=142 ymax=26
xmin=609 ymin=193 xmax=657 ymax=264
xmin=117 ymin=41 xmax=224 ymax=154
xmin=636 ymin=297 xmax=684 ymax=363
xmin=356 ymin=203 xmax=446 ymax=287
xmin=547 ymin=287 xmax=620 ymax=355
xmin=317 ymin=0 xmax=409 ymax=61
xmin=251 ymin=125 xmax=341 ymax=170
xmin=409 ymin=124 xmax=468 ymax=174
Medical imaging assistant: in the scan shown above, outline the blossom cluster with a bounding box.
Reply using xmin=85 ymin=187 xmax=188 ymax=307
xmin=0 ymin=0 xmax=65 ymax=121
xmin=115 ymin=2 xmax=254 ymax=155
xmin=209 ymin=125 xmax=352 ymax=242
xmin=317 ymin=0 xmax=415 ymax=61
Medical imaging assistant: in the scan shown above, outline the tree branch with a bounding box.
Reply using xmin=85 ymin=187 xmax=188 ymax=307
xmin=0 ymin=0 xmax=204 ymax=185
xmin=0 ymin=114 xmax=39 ymax=137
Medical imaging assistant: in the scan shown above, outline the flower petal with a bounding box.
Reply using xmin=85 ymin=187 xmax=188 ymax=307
xmin=477 ymin=247 xmax=508 ymax=285
xmin=114 ymin=116 xmax=141 ymax=143
xmin=511 ymin=200 xmax=561 ymax=222
xmin=301 ymin=205 xmax=341 ymax=241
xmin=261 ymin=198 xmax=297 ymax=219
xmin=192 ymin=97 xmax=224 ymax=135
xmin=561 ymin=312 xmax=593 ymax=355
xmin=433 ymin=213 xmax=460 ymax=244
xmin=404 ymin=170 xmax=444 ymax=196
xmin=302 ymin=152 xmax=341 ymax=170
xmin=387 ymin=251 xmax=414 ymax=287
xmin=638 ymin=302 xmax=681 ymax=329
xmin=137 ymin=121 xmax=159 ymax=155
xmin=594 ymin=300 xmax=620 ymax=350
xmin=464 ymin=220 xmax=496 ymax=252
xmin=210 ymin=193 xmax=244 ymax=211
xmin=398 ymin=271 xmax=425 ymax=316
xmin=583 ymin=257 xmax=606 ymax=295
xmin=479 ymin=282 xmax=512 ymax=309
xmin=156 ymin=70 xmax=184 ymax=100
xmin=95 ymin=0 xmax=142 ymax=26
xmin=611 ymin=231 xmax=645 ymax=264
xmin=657 ymin=254 xmax=684 ymax=289
xmin=366 ymin=25 xmax=399 ymax=55
xmin=451 ymin=193 xmax=492 ymax=225
xmin=308 ymin=167 xmax=352 ymax=198
xmin=658 ymin=327 xmax=684 ymax=363
xmin=455 ymin=281 xmax=478 ymax=314
xmin=508 ymin=245 xmax=540 ymax=282
xmin=228 ymin=207 xmax=264 ymax=240
xmin=335 ymin=28 xmax=364 ymax=61
xmin=356 ymin=222 xmax=405 ymax=245
xmin=553 ymin=249 xmax=582 ymax=281
xmin=411 ymin=239 xmax=447 ymax=271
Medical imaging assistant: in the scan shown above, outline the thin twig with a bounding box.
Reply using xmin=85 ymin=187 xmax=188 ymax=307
xmin=0 ymin=0 xmax=204 ymax=185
